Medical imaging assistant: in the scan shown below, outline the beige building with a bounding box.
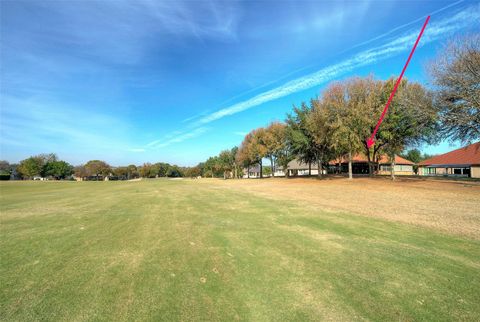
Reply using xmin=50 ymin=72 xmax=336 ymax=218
xmin=418 ymin=142 xmax=480 ymax=178
xmin=329 ymin=154 xmax=415 ymax=175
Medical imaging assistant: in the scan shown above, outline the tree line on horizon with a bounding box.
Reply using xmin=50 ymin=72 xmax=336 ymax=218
xmin=0 ymin=34 xmax=478 ymax=181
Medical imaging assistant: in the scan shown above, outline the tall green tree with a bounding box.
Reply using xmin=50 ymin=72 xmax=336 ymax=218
xmin=321 ymin=79 xmax=367 ymax=179
xmin=307 ymin=99 xmax=335 ymax=178
xmin=263 ymin=122 xmax=286 ymax=176
xmin=286 ymin=103 xmax=317 ymax=175
xmin=238 ymin=129 xmax=268 ymax=178
xmin=379 ymin=79 xmax=437 ymax=179
xmin=218 ymin=149 xmax=235 ymax=179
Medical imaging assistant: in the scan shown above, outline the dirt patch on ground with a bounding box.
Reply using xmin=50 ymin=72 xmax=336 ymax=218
xmin=205 ymin=177 xmax=480 ymax=239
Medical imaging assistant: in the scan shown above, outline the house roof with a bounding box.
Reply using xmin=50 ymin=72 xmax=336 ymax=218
xmin=418 ymin=142 xmax=480 ymax=166
xmin=330 ymin=154 xmax=414 ymax=165
xmin=244 ymin=164 xmax=261 ymax=172
xmin=287 ymin=159 xmax=314 ymax=170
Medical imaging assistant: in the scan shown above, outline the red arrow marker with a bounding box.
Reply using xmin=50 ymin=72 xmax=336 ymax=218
xmin=366 ymin=15 xmax=430 ymax=149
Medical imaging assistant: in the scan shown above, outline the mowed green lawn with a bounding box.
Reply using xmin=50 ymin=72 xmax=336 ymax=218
xmin=1 ymin=180 xmax=479 ymax=321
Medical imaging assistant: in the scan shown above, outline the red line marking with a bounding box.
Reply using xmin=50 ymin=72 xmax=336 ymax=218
xmin=366 ymin=15 xmax=430 ymax=149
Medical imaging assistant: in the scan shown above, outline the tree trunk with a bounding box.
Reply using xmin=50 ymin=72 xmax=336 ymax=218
xmin=260 ymin=160 xmax=263 ymax=179
xmin=270 ymin=158 xmax=274 ymax=177
xmin=371 ymin=148 xmax=379 ymax=177
xmin=317 ymin=153 xmax=323 ymax=179
xmin=390 ymin=154 xmax=396 ymax=180
xmin=309 ymin=162 xmax=311 ymax=176
xmin=367 ymin=149 xmax=374 ymax=177
xmin=247 ymin=165 xmax=250 ymax=179
xmin=348 ymin=151 xmax=353 ymax=180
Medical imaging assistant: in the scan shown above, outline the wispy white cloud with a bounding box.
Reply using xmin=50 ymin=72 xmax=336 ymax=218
xmin=148 ymin=127 xmax=209 ymax=149
xmin=340 ymin=0 xmax=465 ymax=54
xmin=195 ymin=3 xmax=479 ymax=125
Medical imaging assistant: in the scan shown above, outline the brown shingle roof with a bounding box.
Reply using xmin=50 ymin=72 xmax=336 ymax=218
xmin=418 ymin=142 xmax=480 ymax=166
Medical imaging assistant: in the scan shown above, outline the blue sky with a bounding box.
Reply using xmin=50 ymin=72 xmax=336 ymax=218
xmin=1 ymin=0 xmax=479 ymax=166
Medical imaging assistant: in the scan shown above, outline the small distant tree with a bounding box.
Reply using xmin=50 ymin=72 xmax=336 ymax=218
xmin=139 ymin=163 xmax=155 ymax=178
xmin=0 ymin=160 xmax=11 ymax=180
xmin=74 ymin=165 xmax=87 ymax=179
xmin=43 ymin=160 xmax=74 ymax=179
xmin=127 ymin=164 xmax=139 ymax=179
xmin=401 ymin=148 xmax=422 ymax=164
xmin=153 ymin=162 xmax=170 ymax=177
xmin=166 ymin=165 xmax=183 ymax=177
xmin=85 ymin=160 xmax=111 ymax=180
xmin=401 ymin=148 xmax=422 ymax=174
xmin=429 ymin=34 xmax=480 ymax=144
xmin=185 ymin=164 xmax=202 ymax=178
xmin=218 ymin=149 xmax=237 ymax=179
xmin=113 ymin=166 xmax=129 ymax=179
xmin=204 ymin=156 xmax=221 ymax=178
xmin=17 ymin=156 xmax=43 ymax=179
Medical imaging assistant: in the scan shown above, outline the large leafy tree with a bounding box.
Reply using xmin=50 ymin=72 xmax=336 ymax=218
xmin=321 ymin=80 xmax=366 ymax=179
xmin=378 ymin=79 xmax=437 ymax=179
xmin=307 ymin=99 xmax=335 ymax=178
xmin=429 ymin=34 xmax=480 ymax=143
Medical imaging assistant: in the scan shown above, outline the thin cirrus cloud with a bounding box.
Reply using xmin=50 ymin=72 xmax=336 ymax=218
xmin=193 ymin=2 xmax=478 ymax=126
xmin=145 ymin=127 xmax=209 ymax=150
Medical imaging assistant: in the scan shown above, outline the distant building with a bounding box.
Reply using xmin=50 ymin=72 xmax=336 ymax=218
xmin=243 ymin=164 xmax=261 ymax=178
xmin=418 ymin=142 xmax=480 ymax=178
xmin=283 ymin=159 xmax=322 ymax=177
xmin=244 ymin=159 xmax=323 ymax=178
xmin=329 ymin=154 xmax=415 ymax=175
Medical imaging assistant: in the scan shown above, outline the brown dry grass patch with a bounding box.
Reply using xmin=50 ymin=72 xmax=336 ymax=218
xmin=203 ymin=176 xmax=480 ymax=239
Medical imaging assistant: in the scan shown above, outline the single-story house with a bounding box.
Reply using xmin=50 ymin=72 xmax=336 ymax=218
xmin=281 ymin=159 xmax=324 ymax=177
xmin=418 ymin=142 xmax=480 ymax=178
xmin=243 ymin=164 xmax=261 ymax=178
xmin=329 ymin=154 xmax=415 ymax=175
xmin=244 ymin=159 xmax=325 ymax=178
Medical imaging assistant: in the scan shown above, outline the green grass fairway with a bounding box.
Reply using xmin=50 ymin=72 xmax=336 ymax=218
xmin=1 ymin=180 xmax=479 ymax=321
